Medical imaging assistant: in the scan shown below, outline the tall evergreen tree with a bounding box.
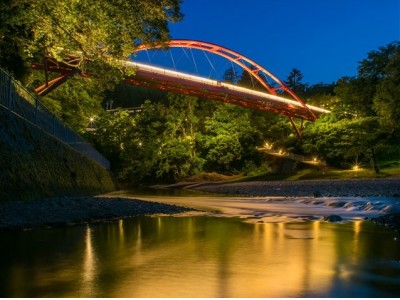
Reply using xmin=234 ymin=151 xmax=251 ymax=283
xmin=223 ymin=66 xmax=240 ymax=84
xmin=284 ymin=68 xmax=307 ymax=96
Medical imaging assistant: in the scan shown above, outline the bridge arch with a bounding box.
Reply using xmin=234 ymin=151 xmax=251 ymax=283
xmin=133 ymin=39 xmax=317 ymax=121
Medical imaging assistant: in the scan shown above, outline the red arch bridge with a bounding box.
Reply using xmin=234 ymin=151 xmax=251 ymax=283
xmin=32 ymin=39 xmax=330 ymax=137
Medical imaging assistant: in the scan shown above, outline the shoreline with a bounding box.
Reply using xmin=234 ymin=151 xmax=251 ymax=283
xmin=0 ymin=196 xmax=193 ymax=232
xmin=1 ymin=177 xmax=400 ymax=232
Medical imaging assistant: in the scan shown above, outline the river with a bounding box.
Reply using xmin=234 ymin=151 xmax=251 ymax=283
xmin=1 ymin=190 xmax=400 ymax=297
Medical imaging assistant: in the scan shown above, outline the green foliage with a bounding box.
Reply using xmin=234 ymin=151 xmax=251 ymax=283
xmin=302 ymin=114 xmax=380 ymax=166
xmin=88 ymin=109 xmax=134 ymax=170
xmin=372 ymin=42 xmax=400 ymax=136
xmin=89 ymin=94 xmax=272 ymax=183
xmin=201 ymin=104 xmax=263 ymax=174
xmin=0 ymin=0 xmax=185 ymax=151
xmin=0 ymin=0 xmax=183 ymax=84
xmin=334 ymin=76 xmax=376 ymax=116
xmin=0 ymin=0 xmax=35 ymax=78
xmin=155 ymin=94 xmax=203 ymax=181
xmin=302 ymin=41 xmax=400 ymax=172
xmin=42 ymin=77 xmax=105 ymax=132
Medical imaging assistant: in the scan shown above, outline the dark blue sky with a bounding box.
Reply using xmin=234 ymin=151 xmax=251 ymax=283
xmin=169 ymin=0 xmax=400 ymax=84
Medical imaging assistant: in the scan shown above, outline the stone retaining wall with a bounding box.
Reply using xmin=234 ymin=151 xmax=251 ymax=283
xmin=0 ymin=107 xmax=116 ymax=202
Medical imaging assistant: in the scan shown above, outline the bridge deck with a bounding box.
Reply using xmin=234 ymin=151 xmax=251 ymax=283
xmin=123 ymin=61 xmax=330 ymax=121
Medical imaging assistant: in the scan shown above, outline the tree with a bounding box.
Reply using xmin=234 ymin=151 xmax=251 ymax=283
xmin=86 ymin=109 xmax=134 ymax=175
xmin=238 ymin=69 xmax=255 ymax=88
xmin=284 ymin=68 xmax=307 ymax=97
xmin=334 ymin=76 xmax=376 ymax=117
xmin=301 ymin=41 xmax=400 ymax=173
xmin=223 ymin=66 xmax=240 ymax=84
xmin=126 ymin=100 xmax=168 ymax=182
xmin=201 ymin=104 xmax=262 ymax=174
xmin=155 ymin=94 xmax=204 ymax=182
xmin=372 ymin=42 xmax=400 ymax=137
xmin=334 ymin=41 xmax=400 ymax=168
xmin=0 ymin=0 xmax=183 ymax=135
xmin=0 ymin=0 xmax=33 ymax=79
xmin=302 ymin=112 xmax=382 ymax=171
xmin=94 ymin=95 xmax=204 ymax=184
xmin=0 ymin=0 xmax=183 ymax=85
xmin=40 ymin=76 xmax=105 ymax=132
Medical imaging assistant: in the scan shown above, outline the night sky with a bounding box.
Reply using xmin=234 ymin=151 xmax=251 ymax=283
xmin=169 ymin=0 xmax=400 ymax=84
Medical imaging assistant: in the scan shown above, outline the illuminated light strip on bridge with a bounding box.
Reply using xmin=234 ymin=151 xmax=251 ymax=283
xmin=122 ymin=60 xmax=331 ymax=116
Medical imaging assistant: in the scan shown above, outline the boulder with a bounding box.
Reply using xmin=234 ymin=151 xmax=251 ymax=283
xmin=322 ymin=215 xmax=343 ymax=222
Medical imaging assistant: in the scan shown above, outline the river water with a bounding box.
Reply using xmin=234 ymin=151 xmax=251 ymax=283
xmin=1 ymin=191 xmax=400 ymax=297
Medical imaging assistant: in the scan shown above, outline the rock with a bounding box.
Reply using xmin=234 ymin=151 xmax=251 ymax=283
xmin=313 ymin=191 xmax=322 ymax=198
xmin=370 ymin=213 xmax=400 ymax=232
xmin=382 ymin=204 xmax=400 ymax=213
xmin=322 ymin=215 xmax=343 ymax=222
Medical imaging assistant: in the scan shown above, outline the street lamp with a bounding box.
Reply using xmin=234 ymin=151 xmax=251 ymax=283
xmin=264 ymin=141 xmax=272 ymax=149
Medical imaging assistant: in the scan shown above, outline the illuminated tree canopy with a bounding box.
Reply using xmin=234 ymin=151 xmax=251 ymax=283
xmin=0 ymin=0 xmax=183 ymax=80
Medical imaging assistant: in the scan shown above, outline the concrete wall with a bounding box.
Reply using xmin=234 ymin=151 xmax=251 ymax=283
xmin=0 ymin=107 xmax=117 ymax=202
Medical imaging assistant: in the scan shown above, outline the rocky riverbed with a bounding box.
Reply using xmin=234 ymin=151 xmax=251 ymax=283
xmin=188 ymin=177 xmax=400 ymax=231
xmin=0 ymin=196 xmax=193 ymax=231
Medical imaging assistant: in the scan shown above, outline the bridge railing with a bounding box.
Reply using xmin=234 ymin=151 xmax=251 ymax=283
xmin=0 ymin=68 xmax=110 ymax=169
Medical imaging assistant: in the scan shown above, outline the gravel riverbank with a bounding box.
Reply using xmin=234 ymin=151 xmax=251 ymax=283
xmin=189 ymin=177 xmax=400 ymax=198
xmin=0 ymin=196 xmax=193 ymax=231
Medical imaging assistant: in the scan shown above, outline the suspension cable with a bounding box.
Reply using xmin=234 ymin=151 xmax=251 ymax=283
xmin=190 ymin=49 xmax=199 ymax=75
xmin=169 ymin=50 xmax=176 ymax=70
xmin=145 ymin=49 xmax=151 ymax=63
xmin=202 ymin=50 xmax=217 ymax=78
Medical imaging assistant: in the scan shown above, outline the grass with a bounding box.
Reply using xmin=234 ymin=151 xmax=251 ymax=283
xmin=184 ymin=172 xmax=243 ymax=182
xmin=179 ymin=160 xmax=400 ymax=184
xmin=188 ymin=165 xmax=399 ymax=184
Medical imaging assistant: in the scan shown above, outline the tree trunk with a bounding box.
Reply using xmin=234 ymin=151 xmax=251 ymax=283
xmin=371 ymin=147 xmax=379 ymax=174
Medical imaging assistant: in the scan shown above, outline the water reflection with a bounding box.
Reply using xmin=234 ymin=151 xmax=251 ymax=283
xmin=81 ymin=226 xmax=96 ymax=297
xmin=0 ymin=217 xmax=399 ymax=297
